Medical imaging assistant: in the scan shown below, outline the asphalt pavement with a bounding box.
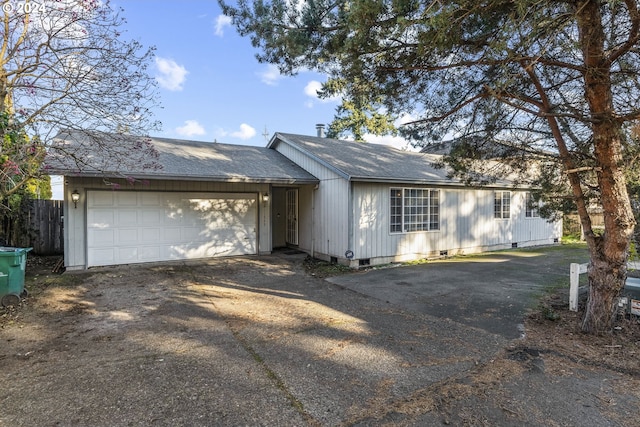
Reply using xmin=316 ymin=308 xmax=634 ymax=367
xmin=328 ymin=246 xmax=589 ymax=339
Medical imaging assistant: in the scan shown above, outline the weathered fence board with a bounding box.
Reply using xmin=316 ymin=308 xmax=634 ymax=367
xmin=27 ymin=200 xmax=64 ymax=255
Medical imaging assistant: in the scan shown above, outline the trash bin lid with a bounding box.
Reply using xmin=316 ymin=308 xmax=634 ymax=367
xmin=0 ymin=247 xmax=32 ymax=253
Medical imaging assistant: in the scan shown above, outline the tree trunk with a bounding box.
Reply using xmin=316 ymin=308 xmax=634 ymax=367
xmin=575 ymin=1 xmax=637 ymax=333
xmin=581 ymin=137 xmax=635 ymax=333
xmin=583 ymin=250 xmax=627 ymax=333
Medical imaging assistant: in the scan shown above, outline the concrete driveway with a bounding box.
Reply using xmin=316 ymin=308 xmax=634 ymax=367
xmin=328 ymin=245 xmax=589 ymax=339
xmin=2 ymin=244 xmax=636 ymax=427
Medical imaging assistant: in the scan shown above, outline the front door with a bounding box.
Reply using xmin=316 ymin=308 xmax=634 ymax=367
xmin=286 ymin=189 xmax=298 ymax=245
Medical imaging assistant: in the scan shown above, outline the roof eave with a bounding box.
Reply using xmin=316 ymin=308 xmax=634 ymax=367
xmin=55 ymin=171 xmax=319 ymax=185
xmin=272 ymin=133 xmax=351 ymax=181
xmin=350 ymin=176 xmax=527 ymax=189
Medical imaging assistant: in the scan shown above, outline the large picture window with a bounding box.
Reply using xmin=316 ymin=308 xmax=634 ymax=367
xmin=390 ymin=188 xmax=440 ymax=233
xmin=494 ymin=191 xmax=511 ymax=219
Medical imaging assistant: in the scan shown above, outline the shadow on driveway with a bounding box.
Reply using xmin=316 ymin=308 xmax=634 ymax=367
xmin=5 ymin=244 xmax=634 ymax=427
xmin=328 ymin=245 xmax=589 ymax=339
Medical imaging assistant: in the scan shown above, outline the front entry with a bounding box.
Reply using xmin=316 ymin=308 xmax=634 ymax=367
xmin=286 ymin=189 xmax=298 ymax=245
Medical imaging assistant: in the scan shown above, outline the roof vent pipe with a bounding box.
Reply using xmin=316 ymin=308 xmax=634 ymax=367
xmin=316 ymin=123 xmax=325 ymax=138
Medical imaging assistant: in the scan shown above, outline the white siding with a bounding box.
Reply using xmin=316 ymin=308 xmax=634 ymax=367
xmin=352 ymin=183 xmax=562 ymax=265
xmin=273 ymin=142 xmax=350 ymax=260
xmin=63 ymin=177 xmax=271 ymax=269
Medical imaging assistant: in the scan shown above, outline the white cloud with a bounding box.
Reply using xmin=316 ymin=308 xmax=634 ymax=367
xmin=337 ymin=131 xmax=412 ymax=150
xmin=176 ymin=120 xmax=206 ymax=137
xmin=304 ymin=80 xmax=341 ymax=104
xmin=216 ymin=124 xmax=256 ymax=140
xmin=366 ymin=134 xmax=415 ymax=151
xmin=214 ymin=15 xmax=232 ymax=37
xmin=230 ymin=123 xmax=256 ymax=140
xmin=258 ymin=64 xmax=284 ymax=86
xmin=304 ymin=80 xmax=323 ymax=98
xmin=396 ymin=112 xmax=419 ymax=126
xmin=155 ymin=57 xmax=188 ymax=91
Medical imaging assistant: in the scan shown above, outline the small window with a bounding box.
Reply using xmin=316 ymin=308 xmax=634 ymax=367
xmin=390 ymin=189 xmax=403 ymax=233
xmin=494 ymin=191 xmax=511 ymax=219
xmin=525 ymin=192 xmax=540 ymax=218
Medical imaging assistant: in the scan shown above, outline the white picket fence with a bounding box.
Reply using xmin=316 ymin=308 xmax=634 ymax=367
xmin=569 ymin=261 xmax=640 ymax=311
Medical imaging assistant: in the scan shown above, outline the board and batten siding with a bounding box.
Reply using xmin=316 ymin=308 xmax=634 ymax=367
xmin=272 ymin=141 xmax=350 ymax=260
xmin=352 ymin=183 xmax=561 ymax=264
xmin=63 ymin=177 xmax=271 ymax=269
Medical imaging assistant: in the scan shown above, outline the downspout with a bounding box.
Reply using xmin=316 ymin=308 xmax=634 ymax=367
xmin=311 ymin=183 xmax=318 ymax=257
xmin=347 ymin=180 xmax=354 ymax=265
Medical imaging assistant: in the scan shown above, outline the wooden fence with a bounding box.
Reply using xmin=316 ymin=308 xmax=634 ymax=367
xmin=2 ymin=199 xmax=64 ymax=255
xmin=28 ymin=199 xmax=64 ymax=255
xmin=563 ymin=213 xmax=605 ymax=238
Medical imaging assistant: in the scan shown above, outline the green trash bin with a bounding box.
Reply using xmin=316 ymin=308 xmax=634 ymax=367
xmin=0 ymin=247 xmax=32 ymax=307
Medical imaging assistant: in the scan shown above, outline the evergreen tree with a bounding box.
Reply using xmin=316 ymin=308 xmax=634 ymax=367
xmin=221 ymin=0 xmax=640 ymax=333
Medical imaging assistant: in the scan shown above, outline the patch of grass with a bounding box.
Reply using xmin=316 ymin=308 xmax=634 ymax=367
xmin=303 ymin=256 xmax=354 ymax=278
xmin=630 ymin=241 xmax=639 ymax=262
xmin=403 ymin=258 xmax=431 ymax=266
xmin=561 ymin=233 xmax=583 ymax=244
xmin=539 ymin=304 xmax=561 ymax=321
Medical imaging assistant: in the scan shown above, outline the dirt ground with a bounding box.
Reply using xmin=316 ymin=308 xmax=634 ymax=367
xmin=1 ymin=251 xmax=639 ymax=426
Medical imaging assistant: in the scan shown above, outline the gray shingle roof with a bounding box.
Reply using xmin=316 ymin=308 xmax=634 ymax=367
xmin=272 ymin=132 xmax=460 ymax=185
xmin=47 ymin=130 xmax=319 ymax=184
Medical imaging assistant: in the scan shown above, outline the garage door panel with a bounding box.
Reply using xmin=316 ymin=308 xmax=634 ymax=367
xmin=164 ymin=227 xmax=182 ymax=242
xmin=117 ymin=210 xmax=138 ymax=225
xmin=117 ymin=228 xmax=139 ymax=245
xmin=89 ymin=229 xmax=115 ymax=247
xmin=141 ymin=193 xmax=161 ymax=206
xmin=89 ymin=248 xmax=115 ymax=266
xmin=116 ymin=192 xmax=138 ymax=206
xmin=141 ymin=210 xmax=162 ymax=225
xmin=139 ymin=246 xmax=160 ymax=260
xmin=89 ymin=210 xmax=115 ymax=227
xmin=90 ymin=192 xmax=114 ymax=207
xmin=181 ymin=227 xmax=201 ymax=241
xmin=117 ymin=247 xmax=139 ymax=262
xmin=142 ymin=228 xmax=161 ymax=244
xmin=164 ymin=209 xmax=185 ymax=225
xmin=87 ymin=191 xmax=258 ymax=267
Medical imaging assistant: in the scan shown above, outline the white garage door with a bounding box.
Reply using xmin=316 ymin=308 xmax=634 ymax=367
xmin=86 ymin=191 xmax=258 ymax=267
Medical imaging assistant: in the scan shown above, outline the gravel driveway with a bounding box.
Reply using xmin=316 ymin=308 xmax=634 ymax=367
xmin=0 ymin=247 xmax=637 ymax=426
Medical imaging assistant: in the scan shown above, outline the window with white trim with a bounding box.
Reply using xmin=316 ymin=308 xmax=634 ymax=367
xmin=390 ymin=188 xmax=440 ymax=233
xmin=525 ymin=192 xmax=539 ymax=218
xmin=494 ymin=191 xmax=511 ymax=219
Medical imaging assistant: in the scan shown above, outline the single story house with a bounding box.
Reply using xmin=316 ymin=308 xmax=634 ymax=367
xmin=47 ymin=129 xmax=562 ymax=270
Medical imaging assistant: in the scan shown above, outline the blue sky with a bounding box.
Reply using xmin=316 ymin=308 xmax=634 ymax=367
xmin=116 ymin=0 xmax=410 ymax=148
xmin=51 ymin=0 xmax=408 ymax=199
xmin=111 ymin=1 xmax=338 ymax=146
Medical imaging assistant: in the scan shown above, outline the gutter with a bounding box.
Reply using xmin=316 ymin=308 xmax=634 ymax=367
xmin=349 ymin=176 xmax=531 ymax=190
xmin=48 ymin=171 xmax=319 ymax=186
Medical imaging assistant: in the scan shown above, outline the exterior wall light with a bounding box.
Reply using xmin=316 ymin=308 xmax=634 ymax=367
xmin=263 ymin=193 xmax=270 ymax=202
xmin=71 ymin=190 xmax=80 ymax=208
